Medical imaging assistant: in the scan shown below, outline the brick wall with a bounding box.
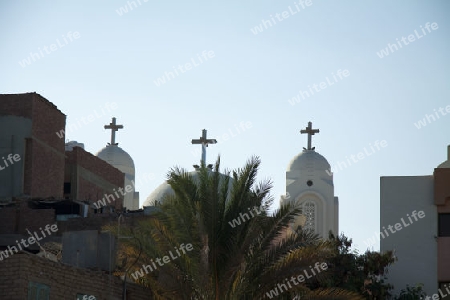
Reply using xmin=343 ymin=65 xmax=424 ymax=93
xmin=30 ymin=93 xmax=66 ymax=198
xmin=66 ymin=146 xmax=125 ymax=211
xmin=0 ymin=93 xmax=34 ymax=118
xmin=0 ymin=206 xmax=17 ymax=234
xmin=66 ymin=147 xmax=124 ymax=187
xmin=0 ymin=252 xmax=152 ymax=300
xmin=31 ymin=93 xmax=66 ymax=151
xmin=0 ymin=201 xmax=55 ymax=235
xmin=29 ymin=140 xmax=65 ymax=198
xmin=0 ymin=199 xmax=129 ymax=236
xmin=0 ymin=93 xmax=66 ymax=199
xmin=78 ymin=177 xmax=124 ymax=210
xmin=56 ymin=214 xmax=116 ymax=233
xmin=23 ymin=138 xmax=33 ymax=195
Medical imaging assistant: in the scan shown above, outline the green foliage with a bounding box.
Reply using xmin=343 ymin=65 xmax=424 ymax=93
xmin=323 ymin=233 xmax=397 ymax=300
xmin=112 ymin=157 xmax=364 ymax=299
xmin=393 ymin=284 xmax=427 ymax=300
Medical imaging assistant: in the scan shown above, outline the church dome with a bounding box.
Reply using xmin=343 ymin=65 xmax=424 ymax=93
xmin=144 ymin=169 xmax=233 ymax=207
xmin=287 ymin=149 xmax=330 ymax=172
xmin=144 ymin=181 xmax=174 ymax=206
xmin=96 ymin=145 xmax=135 ymax=176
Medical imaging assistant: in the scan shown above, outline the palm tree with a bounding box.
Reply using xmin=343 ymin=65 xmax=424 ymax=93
xmin=114 ymin=156 xmax=363 ymax=300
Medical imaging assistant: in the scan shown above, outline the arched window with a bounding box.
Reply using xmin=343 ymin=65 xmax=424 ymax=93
xmin=303 ymin=201 xmax=316 ymax=232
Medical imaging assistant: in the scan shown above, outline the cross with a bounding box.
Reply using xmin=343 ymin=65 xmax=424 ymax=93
xmin=300 ymin=121 xmax=319 ymax=150
xmin=191 ymin=129 xmax=217 ymax=164
xmin=104 ymin=117 xmax=123 ymax=146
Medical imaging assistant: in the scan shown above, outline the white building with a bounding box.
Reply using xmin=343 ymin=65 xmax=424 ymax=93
xmin=96 ymin=117 xmax=139 ymax=210
xmin=281 ymin=122 xmax=339 ymax=238
xmin=380 ymin=145 xmax=450 ymax=297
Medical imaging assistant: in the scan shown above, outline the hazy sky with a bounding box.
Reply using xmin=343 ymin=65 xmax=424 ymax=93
xmin=1 ymin=1 xmax=449 ymax=253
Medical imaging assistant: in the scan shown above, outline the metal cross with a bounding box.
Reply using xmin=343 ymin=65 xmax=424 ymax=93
xmin=191 ymin=129 xmax=217 ymax=164
xmin=300 ymin=121 xmax=319 ymax=150
xmin=104 ymin=117 xmax=123 ymax=146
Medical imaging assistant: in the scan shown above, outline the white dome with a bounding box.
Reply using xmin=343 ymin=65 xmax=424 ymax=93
xmin=144 ymin=169 xmax=233 ymax=207
xmin=287 ymin=150 xmax=330 ymax=172
xmin=96 ymin=145 xmax=135 ymax=176
xmin=144 ymin=181 xmax=174 ymax=206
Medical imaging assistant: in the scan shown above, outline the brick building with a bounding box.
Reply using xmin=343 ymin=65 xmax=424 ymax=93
xmin=65 ymin=145 xmax=125 ymax=212
xmin=0 ymin=93 xmax=148 ymax=299
xmin=0 ymin=92 xmax=126 ymax=211
xmin=0 ymin=92 xmax=66 ymax=200
xmin=0 ymin=92 xmax=127 ymax=245
xmin=0 ymin=252 xmax=151 ymax=300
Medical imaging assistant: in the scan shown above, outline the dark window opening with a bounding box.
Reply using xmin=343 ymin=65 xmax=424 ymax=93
xmin=64 ymin=182 xmax=71 ymax=194
xmin=438 ymin=213 xmax=450 ymax=237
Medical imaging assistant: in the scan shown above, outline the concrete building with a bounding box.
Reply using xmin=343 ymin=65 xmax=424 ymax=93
xmin=380 ymin=145 xmax=450 ymax=297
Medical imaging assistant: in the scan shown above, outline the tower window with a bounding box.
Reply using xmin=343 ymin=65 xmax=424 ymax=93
xmin=303 ymin=201 xmax=316 ymax=233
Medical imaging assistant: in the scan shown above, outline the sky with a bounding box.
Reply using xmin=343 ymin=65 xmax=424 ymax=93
xmin=1 ymin=0 xmax=449 ymax=253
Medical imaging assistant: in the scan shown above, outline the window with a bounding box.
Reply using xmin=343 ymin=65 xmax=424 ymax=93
xmin=28 ymin=282 xmax=50 ymax=300
xmin=64 ymin=182 xmax=71 ymax=194
xmin=303 ymin=201 xmax=316 ymax=233
xmin=438 ymin=214 xmax=450 ymax=237
xmin=94 ymin=207 xmax=103 ymax=214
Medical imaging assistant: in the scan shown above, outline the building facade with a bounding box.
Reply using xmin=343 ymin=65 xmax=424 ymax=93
xmin=65 ymin=145 xmax=125 ymax=212
xmin=380 ymin=145 xmax=450 ymax=297
xmin=0 ymin=93 xmax=66 ymax=200
xmin=0 ymin=93 xmax=147 ymax=299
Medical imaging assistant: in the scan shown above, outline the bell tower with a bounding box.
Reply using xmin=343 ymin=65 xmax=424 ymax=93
xmin=283 ymin=122 xmax=339 ymax=238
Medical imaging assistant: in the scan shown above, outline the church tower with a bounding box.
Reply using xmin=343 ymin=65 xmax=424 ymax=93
xmin=282 ymin=122 xmax=339 ymax=238
xmin=96 ymin=117 xmax=140 ymax=210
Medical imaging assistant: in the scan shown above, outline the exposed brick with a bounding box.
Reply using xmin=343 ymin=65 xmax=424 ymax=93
xmin=0 ymin=93 xmax=66 ymax=199
xmin=0 ymin=253 xmax=152 ymax=299
xmin=65 ymin=146 xmax=125 ymax=211
xmin=0 ymin=200 xmax=54 ymax=235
